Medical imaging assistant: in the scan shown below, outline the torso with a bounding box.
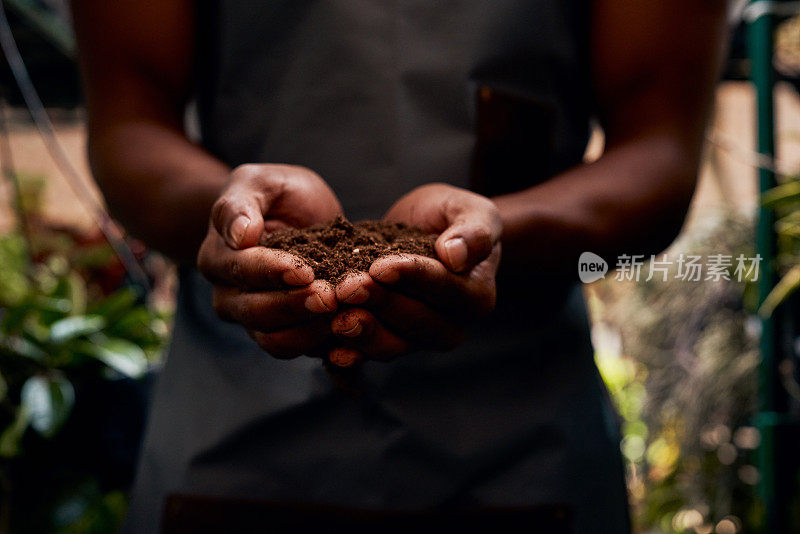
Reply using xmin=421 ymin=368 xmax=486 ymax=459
xmin=125 ymin=2 xmax=629 ymax=532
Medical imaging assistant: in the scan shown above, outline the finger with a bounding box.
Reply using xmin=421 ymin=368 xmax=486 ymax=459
xmin=369 ymin=254 xmax=468 ymax=306
xmin=334 ymin=271 xmax=372 ymax=305
xmin=330 ymin=308 xmax=409 ymax=362
xmin=211 ymin=165 xmax=285 ymax=248
xmin=336 ymin=291 xmax=464 ymax=350
xmin=369 ymin=252 xmax=498 ymax=317
xmin=213 ymin=280 xmax=337 ymax=332
xmin=248 ymin=317 xmax=332 ymax=359
xmin=435 ymin=194 xmax=502 ymax=273
xmin=328 ymin=347 xmax=363 ymax=368
xmin=198 ymin=232 xmax=314 ymax=289
xmin=335 ymin=273 xmax=464 ymax=350
xmin=358 ymin=287 xmax=466 ymax=350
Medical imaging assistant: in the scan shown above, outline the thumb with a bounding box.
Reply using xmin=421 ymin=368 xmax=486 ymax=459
xmin=435 ymin=196 xmax=502 ymax=273
xmin=211 ymin=169 xmax=279 ymax=249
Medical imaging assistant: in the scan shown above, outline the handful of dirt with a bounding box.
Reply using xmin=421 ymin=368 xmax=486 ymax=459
xmin=259 ymin=216 xmax=438 ymax=283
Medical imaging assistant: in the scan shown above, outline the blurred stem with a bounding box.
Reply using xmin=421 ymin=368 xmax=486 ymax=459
xmin=0 ymin=95 xmax=31 ymax=263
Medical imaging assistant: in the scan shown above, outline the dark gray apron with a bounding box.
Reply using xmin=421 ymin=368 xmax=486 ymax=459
xmin=124 ymin=1 xmax=630 ymax=532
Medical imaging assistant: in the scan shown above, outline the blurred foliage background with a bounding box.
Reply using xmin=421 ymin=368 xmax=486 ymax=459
xmin=0 ymin=173 xmax=170 ymax=532
xmin=588 ymin=214 xmax=763 ymax=534
xmin=0 ymin=2 xmax=797 ymax=533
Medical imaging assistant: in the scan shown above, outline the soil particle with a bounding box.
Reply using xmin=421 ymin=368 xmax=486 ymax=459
xmin=259 ymin=216 xmax=438 ymax=283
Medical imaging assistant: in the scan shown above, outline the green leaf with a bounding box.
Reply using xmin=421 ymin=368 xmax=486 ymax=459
xmin=49 ymin=315 xmax=106 ymax=344
xmin=23 ymin=314 xmax=55 ymax=344
xmin=0 ymin=233 xmax=30 ymax=305
xmin=763 ymin=180 xmax=800 ymax=208
xmin=0 ymin=269 xmax=30 ymax=306
xmin=88 ymin=287 xmax=138 ymax=318
xmin=32 ymin=295 xmax=72 ymax=314
xmin=16 ymin=172 xmax=46 ymax=216
xmin=759 ymin=264 xmax=800 ymax=318
xmin=21 ymin=374 xmax=75 ymax=438
xmin=1 ymin=335 xmax=48 ymax=362
xmin=106 ymin=307 xmax=161 ymax=347
xmin=71 ymin=243 xmax=115 ymax=270
xmin=1 ymin=299 xmax=34 ymax=332
xmin=775 ymin=220 xmax=800 ymax=238
xmin=776 ymin=210 xmax=800 ymax=225
xmin=62 ymin=271 xmax=88 ymax=316
xmin=0 ymin=232 xmax=28 ymax=268
xmin=0 ymin=404 xmax=31 ymax=457
xmin=77 ymin=336 xmax=148 ymax=378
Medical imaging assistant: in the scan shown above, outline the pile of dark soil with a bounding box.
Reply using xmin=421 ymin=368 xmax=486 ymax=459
xmin=259 ymin=216 xmax=437 ymax=283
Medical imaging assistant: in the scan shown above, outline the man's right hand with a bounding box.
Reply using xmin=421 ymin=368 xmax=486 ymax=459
xmin=198 ymin=164 xmax=342 ymax=358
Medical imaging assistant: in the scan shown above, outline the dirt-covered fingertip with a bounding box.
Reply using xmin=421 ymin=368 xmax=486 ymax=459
xmin=369 ymin=255 xmax=412 ymax=284
xmin=331 ymin=310 xmax=363 ymax=337
xmin=282 ymin=263 xmax=315 ymax=286
xmin=304 ymin=280 xmax=338 ymax=313
xmin=329 ymin=347 xmax=362 ymax=367
xmin=335 ymin=272 xmax=372 ymax=303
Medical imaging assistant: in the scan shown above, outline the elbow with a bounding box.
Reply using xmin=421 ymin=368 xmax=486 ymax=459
xmin=590 ymin=137 xmax=701 ymax=256
xmin=85 ymin=130 xmax=163 ymax=244
xmin=86 ymin=135 xmax=131 ymax=226
xmin=644 ymin=193 xmax=693 ymax=254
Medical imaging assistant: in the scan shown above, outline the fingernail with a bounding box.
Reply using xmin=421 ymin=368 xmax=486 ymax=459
xmin=329 ymin=348 xmax=360 ymax=368
xmin=338 ymin=318 xmax=362 ymax=337
xmin=444 ymin=237 xmax=468 ymax=272
xmin=375 ymin=268 xmax=400 ymax=284
xmin=229 ymin=215 xmax=250 ymax=247
xmin=342 ymin=286 xmax=369 ymax=304
xmin=305 ymin=293 xmax=331 ymax=313
xmin=284 ymin=267 xmax=313 ymax=285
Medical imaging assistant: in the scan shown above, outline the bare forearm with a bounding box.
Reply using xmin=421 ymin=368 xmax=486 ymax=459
xmin=493 ymin=133 xmax=699 ymax=274
xmin=491 ymin=0 xmax=725 ymax=278
xmin=88 ymin=120 xmax=230 ymax=262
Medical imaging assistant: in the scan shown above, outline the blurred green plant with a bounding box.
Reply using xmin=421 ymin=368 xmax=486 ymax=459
xmin=590 ymin=212 xmax=761 ymax=533
xmin=0 ymin=172 xmax=168 ymax=533
xmin=758 ymin=172 xmax=800 ymax=317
